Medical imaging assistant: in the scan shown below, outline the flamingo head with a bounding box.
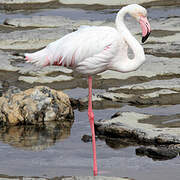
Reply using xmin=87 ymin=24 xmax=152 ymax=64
xmin=128 ymin=4 xmax=151 ymax=43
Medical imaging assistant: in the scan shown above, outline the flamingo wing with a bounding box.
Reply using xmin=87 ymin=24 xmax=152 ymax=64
xmin=25 ymin=26 xmax=123 ymax=74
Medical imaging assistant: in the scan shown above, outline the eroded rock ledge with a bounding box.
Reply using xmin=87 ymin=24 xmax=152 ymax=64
xmin=95 ymin=111 xmax=180 ymax=160
xmin=95 ymin=112 xmax=180 ymax=144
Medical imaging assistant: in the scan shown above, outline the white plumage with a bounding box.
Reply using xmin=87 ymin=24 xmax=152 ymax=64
xmin=25 ymin=4 xmax=151 ymax=76
xmin=25 ymin=26 xmax=123 ymax=74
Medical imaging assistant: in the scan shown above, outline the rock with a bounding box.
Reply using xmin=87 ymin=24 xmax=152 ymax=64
xmin=142 ymin=18 xmax=180 ymax=58
xmin=69 ymin=98 xmax=85 ymax=109
xmin=136 ymin=145 xmax=179 ymax=160
xmin=81 ymin=134 xmax=98 ymax=142
xmin=19 ymin=64 xmax=72 ymax=75
xmin=4 ymin=16 xmax=105 ymax=29
xmin=0 ymin=0 xmax=60 ymax=11
xmin=110 ymin=78 xmax=180 ymax=94
xmin=0 ymin=86 xmax=74 ymax=125
xmin=81 ymin=134 xmax=92 ymax=142
xmin=60 ymin=176 xmax=131 ymax=180
xmin=4 ymin=16 xmax=73 ymax=28
xmin=58 ymin=0 xmax=180 ymax=6
xmin=80 ymin=88 xmax=180 ymax=107
xmin=99 ymin=55 xmax=180 ymax=81
xmin=0 ymin=0 xmax=57 ymax=4
xmin=0 ymin=50 xmax=19 ymax=71
xmin=0 ymin=27 xmax=70 ymax=50
xmin=18 ymin=74 xmax=73 ymax=84
xmin=0 ymin=175 xmax=47 ymax=180
xmin=18 ymin=63 xmax=73 ymax=83
xmin=0 ymin=175 xmax=131 ymax=180
xmin=152 ymin=18 xmax=180 ymax=32
xmin=95 ymin=111 xmax=180 ymax=144
xmin=79 ymin=93 xmax=123 ymax=110
xmin=144 ymin=38 xmax=180 ymax=58
xmin=0 ymin=18 xmax=105 ymax=51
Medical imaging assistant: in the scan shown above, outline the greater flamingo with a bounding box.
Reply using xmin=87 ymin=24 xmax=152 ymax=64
xmin=25 ymin=4 xmax=151 ymax=176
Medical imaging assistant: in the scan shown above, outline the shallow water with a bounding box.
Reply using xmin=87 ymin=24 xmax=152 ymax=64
xmin=0 ymin=107 xmax=180 ymax=180
xmin=0 ymin=3 xmax=180 ymax=180
xmin=1 ymin=5 xmax=180 ymax=24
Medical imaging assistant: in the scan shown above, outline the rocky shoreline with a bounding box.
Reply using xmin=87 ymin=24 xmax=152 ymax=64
xmin=0 ymin=175 xmax=132 ymax=180
xmin=0 ymin=0 xmax=180 ymax=179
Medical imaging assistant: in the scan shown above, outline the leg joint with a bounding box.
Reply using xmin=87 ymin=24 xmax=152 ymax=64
xmin=88 ymin=111 xmax=94 ymax=120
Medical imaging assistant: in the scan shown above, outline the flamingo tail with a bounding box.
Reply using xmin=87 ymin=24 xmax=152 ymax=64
xmin=25 ymin=48 xmax=51 ymax=67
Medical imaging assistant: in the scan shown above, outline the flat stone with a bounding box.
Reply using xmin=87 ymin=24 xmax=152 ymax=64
xmin=153 ymin=18 xmax=180 ymax=31
xmin=60 ymin=176 xmax=130 ymax=180
xmin=0 ymin=175 xmax=130 ymax=180
xmin=99 ymin=55 xmax=180 ymax=80
xmin=0 ymin=176 xmax=47 ymax=180
xmin=80 ymin=88 xmax=180 ymax=106
xmin=0 ymin=0 xmax=59 ymax=10
xmin=0 ymin=50 xmax=19 ymax=71
xmin=0 ymin=18 xmax=105 ymax=51
xmin=141 ymin=89 xmax=178 ymax=98
xmin=110 ymin=79 xmax=180 ymax=91
xmin=4 ymin=16 xmax=74 ymax=28
xmin=95 ymin=111 xmax=180 ymax=144
xmin=58 ymin=0 xmax=176 ymax=6
xmin=0 ymin=27 xmax=70 ymax=50
xmin=19 ymin=64 xmax=73 ymax=76
xmin=0 ymin=0 xmax=56 ymax=3
xmin=18 ymin=74 xmax=73 ymax=84
xmin=4 ymin=16 xmax=105 ymax=29
xmin=79 ymin=93 xmax=124 ymax=109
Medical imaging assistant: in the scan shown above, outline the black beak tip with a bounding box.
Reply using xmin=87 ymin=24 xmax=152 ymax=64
xmin=142 ymin=32 xmax=151 ymax=43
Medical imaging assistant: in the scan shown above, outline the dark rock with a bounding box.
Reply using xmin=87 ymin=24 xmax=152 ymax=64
xmin=95 ymin=111 xmax=180 ymax=146
xmin=70 ymin=98 xmax=85 ymax=110
xmin=81 ymin=135 xmax=92 ymax=142
xmin=2 ymin=80 xmax=9 ymax=89
xmin=81 ymin=134 xmax=98 ymax=143
xmin=111 ymin=111 xmax=122 ymax=119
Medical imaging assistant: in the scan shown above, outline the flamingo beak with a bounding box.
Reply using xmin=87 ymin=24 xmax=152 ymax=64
xmin=139 ymin=16 xmax=151 ymax=43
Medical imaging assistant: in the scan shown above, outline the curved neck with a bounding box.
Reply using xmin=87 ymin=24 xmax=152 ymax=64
xmin=114 ymin=7 xmax=145 ymax=72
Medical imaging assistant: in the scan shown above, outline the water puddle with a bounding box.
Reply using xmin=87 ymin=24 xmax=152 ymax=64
xmin=0 ymin=107 xmax=179 ymax=180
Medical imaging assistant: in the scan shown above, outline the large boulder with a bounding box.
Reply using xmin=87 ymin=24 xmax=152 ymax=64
xmin=0 ymin=86 xmax=74 ymax=125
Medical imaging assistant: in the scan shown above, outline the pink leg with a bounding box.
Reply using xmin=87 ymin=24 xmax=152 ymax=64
xmin=88 ymin=76 xmax=98 ymax=176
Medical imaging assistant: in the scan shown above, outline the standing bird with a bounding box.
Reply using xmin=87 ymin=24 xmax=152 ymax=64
xmin=25 ymin=4 xmax=151 ymax=176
